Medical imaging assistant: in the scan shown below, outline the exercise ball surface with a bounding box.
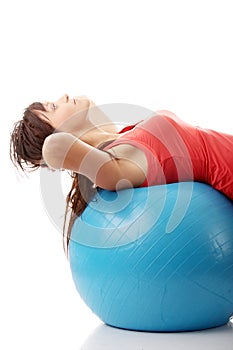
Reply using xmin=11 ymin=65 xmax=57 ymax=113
xmin=69 ymin=182 xmax=233 ymax=332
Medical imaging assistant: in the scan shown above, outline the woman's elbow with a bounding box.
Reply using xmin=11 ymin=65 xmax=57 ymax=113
xmin=42 ymin=133 xmax=76 ymax=170
xmin=42 ymin=135 xmax=60 ymax=169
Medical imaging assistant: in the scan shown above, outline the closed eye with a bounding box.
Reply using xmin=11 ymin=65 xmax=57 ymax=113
xmin=50 ymin=103 xmax=57 ymax=111
xmin=42 ymin=101 xmax=57 ymax=112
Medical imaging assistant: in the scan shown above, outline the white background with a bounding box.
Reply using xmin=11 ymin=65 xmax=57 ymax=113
xmin=1 ymin=0 xmax=233 ymax=349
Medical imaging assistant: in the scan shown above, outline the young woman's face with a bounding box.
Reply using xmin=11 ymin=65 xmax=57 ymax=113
xmin=40 ymin=94 xmax=91 ymax=128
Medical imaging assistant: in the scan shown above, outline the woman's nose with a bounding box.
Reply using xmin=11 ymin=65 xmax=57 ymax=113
xmin=57 ymin=94 xmax=69 ymax=104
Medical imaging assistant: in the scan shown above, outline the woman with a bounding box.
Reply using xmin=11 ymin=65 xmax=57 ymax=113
xmin=10 ymin=94 xmax=233 ymax=252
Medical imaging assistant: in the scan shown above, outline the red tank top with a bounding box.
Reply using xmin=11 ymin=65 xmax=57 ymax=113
xmin=104 ymin=111 xmax=233 ymax=200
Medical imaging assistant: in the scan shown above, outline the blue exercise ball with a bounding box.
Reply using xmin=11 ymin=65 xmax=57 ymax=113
xmin=69 ymin=182 xmax=233 ymax=332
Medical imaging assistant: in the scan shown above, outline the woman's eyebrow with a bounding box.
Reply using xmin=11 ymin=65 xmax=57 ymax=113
xmin=40 ymin=101 xmax=51 ymax=114
xmin=42 ymin=101 xmax=52 ymax=109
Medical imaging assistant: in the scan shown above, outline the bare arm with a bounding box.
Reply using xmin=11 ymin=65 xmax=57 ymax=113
xmin=42 ymin=133 xmax=146 ymax=190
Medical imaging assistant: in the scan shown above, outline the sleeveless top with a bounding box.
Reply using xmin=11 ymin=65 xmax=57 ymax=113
xmin=104 ymin=110 xmax=233 ymax=200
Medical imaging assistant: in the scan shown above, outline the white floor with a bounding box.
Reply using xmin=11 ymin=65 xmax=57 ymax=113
xmin=82 ymin=321 xmax=233 ymax=350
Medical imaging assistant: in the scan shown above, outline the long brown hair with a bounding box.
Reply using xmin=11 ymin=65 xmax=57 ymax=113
xmin=10 ymin=102 xmax=98 ymax=255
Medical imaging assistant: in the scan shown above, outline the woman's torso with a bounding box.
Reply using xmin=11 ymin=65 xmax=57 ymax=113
xmin=104 ymin=111 xmax=233 ymax=200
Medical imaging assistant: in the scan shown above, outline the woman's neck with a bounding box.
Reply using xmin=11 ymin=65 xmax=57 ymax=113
xmin=59 ymin=103 xmax=120 ymax=147
xmin=73 ymin=104 xmax=120 ymax=147
xmin=78 ymin=127 xmax=120 ymax=148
